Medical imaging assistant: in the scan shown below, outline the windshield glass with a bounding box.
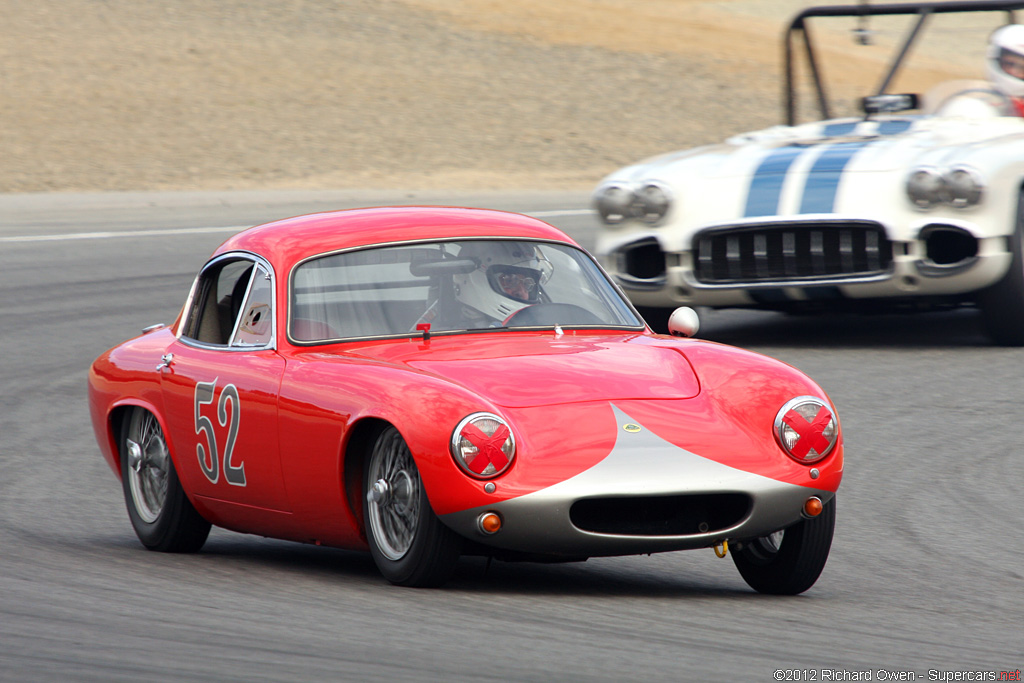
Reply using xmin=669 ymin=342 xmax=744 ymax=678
xmin=289 ymin=239 xmax=642 ymax=342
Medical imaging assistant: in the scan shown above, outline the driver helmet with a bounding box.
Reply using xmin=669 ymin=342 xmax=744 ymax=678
xmin=987 ymin=24 xmax=1024 ymax=98
xmin=454 ymin=241 xmax=552 ymax=322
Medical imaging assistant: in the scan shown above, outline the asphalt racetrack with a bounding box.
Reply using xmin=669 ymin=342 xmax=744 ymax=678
xmin=1 ymin=191 xmax=1021 ymax=681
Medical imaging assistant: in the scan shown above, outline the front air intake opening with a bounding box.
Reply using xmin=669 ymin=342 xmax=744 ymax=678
xmin=570 ymin=493 xmax=751 ymax=536
xmin=922 ymin=225 xmax=978 ymax=266
xmin=620 ymin=238 xmax=666 ymax=280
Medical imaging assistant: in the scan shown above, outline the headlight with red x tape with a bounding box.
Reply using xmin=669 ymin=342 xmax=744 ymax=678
xmin=774 ymin=396 xmax=839 ymax=464
xmin=450 ymin=413 xmax=516 ymax=478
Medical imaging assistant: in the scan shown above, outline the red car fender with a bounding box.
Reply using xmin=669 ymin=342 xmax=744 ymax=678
xmin=423 ymin=400 xmax=621 ymax=516
xmin=88 ymin=335 xmax=173 ymax=479
xmin=630 ymin=339 xmax=844 ymax=491
xmin=276 ymin=352 xmax=503 ymax=537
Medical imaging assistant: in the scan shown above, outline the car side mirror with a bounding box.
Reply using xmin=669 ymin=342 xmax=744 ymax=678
xmin=667 ymin=307 xmax=700 ymax=338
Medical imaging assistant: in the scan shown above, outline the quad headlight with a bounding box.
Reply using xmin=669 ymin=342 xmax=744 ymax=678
xmin=944 ymin=167 xmax=984 ymax=208
xmin=450 ymin=413 xmax=516 ymax=479
xmin=906 ymin=165 xmax=984 ymax=209
xmin=594 ymin=181 xmax=672 ymax=225
xmin=774 ymin=397 xmax=838 ymax=464
xmin=906 ymin=168 xmax=945 ymax=209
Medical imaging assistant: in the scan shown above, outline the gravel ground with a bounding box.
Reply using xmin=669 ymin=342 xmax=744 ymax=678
xmin=0 ymin=0 xmax=991 ymax=193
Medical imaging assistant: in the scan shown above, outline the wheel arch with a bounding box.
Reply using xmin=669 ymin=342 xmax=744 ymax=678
xmin=106 ymin=399 xmax=170 ymax=480
xmin=977 ymin=182 xmax=1024 ymax=344
xmin=342 ymin=417 xmax=392 ymax=541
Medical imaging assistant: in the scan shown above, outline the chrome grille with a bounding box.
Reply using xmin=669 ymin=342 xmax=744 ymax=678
xmin=693 ymin=221 xmax=892 ymax=284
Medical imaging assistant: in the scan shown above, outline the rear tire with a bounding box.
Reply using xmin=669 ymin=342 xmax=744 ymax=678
xmin=978 ymin=189 xmax=1024 ymax=345
xmin=120 ymin=407 xmax=211 ymax=553
xmin=363 ymin=426 xmax=461 ymax=587
xmin=732 ymin=496 xmax=836 ymax=595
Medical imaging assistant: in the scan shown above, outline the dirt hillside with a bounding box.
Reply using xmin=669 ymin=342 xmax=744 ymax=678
xmin=0 ymin=0 xmax=990 ymax=193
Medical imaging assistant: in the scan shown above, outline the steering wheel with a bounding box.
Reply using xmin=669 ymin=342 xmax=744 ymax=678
xmin=505 ymin=303 xmax=603 ymax=326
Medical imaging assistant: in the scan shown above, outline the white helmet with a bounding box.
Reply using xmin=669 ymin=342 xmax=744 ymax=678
xmin=987 ymin=24 xmax=1024 ymax=98
xmin=454 ymin=241 xmax=551 ymax=323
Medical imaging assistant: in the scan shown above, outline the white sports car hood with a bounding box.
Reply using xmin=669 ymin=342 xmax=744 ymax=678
xmin=609 ymin=115 xmax=1024 ymax=219
xmin=622 ymin=115 xmax=1015 ymax=180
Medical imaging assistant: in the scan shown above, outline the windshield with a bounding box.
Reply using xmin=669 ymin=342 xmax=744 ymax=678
xmin=289 ymin=239 xmax=642 ymax=342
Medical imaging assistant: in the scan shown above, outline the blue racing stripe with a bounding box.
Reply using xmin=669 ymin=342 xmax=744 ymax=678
xmin=876 ymin=119 xmax=913 ymax=135
xmin=744 ymin=146 xmax=804 ymax=217
xmin=822 ymin=121 xmax=859 ymax=136
xmin=743 ymin=120 xmax=907 ymax=218
xmin=799 ymin=142 xmax=870 ymax=214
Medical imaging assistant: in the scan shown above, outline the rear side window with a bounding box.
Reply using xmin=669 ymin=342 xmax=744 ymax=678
xmin=181 ymin=255 xmax=274 ymax=348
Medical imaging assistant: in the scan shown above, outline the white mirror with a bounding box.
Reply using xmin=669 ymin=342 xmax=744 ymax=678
xmin=667 ymin=306 xmax=700 ymax=338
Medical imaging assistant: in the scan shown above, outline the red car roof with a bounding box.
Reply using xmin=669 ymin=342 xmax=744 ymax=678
xmin=213 ymin=206 xmax=578 ymax=271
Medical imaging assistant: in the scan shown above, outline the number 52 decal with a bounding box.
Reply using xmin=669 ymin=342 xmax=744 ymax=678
xmin=194 ymin=379 xmax=246 ymax=486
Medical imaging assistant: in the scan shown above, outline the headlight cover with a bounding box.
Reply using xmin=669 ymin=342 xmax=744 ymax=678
xmin=594 ymin=181 xmax=672 ymax=225
xmin=450 ymin=413 xmax=516 ymax=478
xmin=594 ymin=182 xmax=636 ymax=224
xmin=774 ymin=396 xmax=838 ymax=464
xmin=945 ymin=166 xmax=984 ymax=208
xmin=637 ymin=183 xmax=671 ymax=223
xmin=906 ymin=167 xmax=945 ymax=209
xmin=906 ymin=165 xmax=984 ymax=209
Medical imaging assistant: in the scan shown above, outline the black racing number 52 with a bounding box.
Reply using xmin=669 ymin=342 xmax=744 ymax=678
xmin=194 ymin=379 xmax=245 ymax=486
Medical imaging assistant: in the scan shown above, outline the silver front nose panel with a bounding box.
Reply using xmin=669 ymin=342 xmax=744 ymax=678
xmin=440 ymin=405 xmax=833 ymax=557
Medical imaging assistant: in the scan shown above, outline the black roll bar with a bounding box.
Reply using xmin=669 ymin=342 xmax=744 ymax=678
xmin=785 ymin=0 xmax=1024 ymax=124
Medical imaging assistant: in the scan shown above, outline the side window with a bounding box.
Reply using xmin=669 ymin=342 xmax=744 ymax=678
xmin=233 ymin=265 xmax=273 ymax=347
xmin=182 ymin=257 xmax=274 ymax=348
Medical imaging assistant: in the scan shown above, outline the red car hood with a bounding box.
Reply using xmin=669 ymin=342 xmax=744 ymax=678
xmin=350 ymin=332 xmax=701 ymax=408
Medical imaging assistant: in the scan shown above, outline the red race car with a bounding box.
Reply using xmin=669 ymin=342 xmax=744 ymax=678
xmin=88 ymin=206 xmax=843 ymax=593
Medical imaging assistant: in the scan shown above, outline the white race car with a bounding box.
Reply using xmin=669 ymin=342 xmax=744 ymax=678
xmin=594 ymin=0 xmax=1024 ymax=344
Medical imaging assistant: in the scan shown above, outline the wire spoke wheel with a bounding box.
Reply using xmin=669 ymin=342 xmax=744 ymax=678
xmin=363 ymin=425 xmax=461 ymax=587
xmin=742 ymin=530 xmax=785 ymax=563
xmin=126 ymin=410 xmax=170 ymax=523
xmin=120 ymin=407 xmax=211 ymax=553
xmin=366 ymin=429 xmax=421 ymax=560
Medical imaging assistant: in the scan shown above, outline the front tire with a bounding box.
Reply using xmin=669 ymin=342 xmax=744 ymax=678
xmin=731 ymin=496 xmax=836 ymax=595
xmin=978 ymin=189 xmax=1024 ymax=345
xmin=120 ymin=407 xmax=211 ymax=553
xmin=363 ymin=426 xmax=461 ymax=587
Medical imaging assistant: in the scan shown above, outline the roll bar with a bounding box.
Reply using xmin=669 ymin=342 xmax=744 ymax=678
xmin=785 ymin=0 xmax=1024 ymax=124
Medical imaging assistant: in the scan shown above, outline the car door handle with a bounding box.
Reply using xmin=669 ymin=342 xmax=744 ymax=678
xmin=156 ymin=353 xmax=174 ymax=371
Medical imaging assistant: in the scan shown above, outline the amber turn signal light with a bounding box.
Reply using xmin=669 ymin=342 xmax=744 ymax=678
xmin=477 ymin=512 xmax=502 ymax=535
xmin=804 ymin=496 xmax=823 ymax=517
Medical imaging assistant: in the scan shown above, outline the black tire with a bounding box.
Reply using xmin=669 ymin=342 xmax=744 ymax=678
xmin=120 ymin=407 xmax=211 ymax=553
xmin=978 ymin=190 xmax=1024 ymax=345
xmin=731 ymin=496 xmax=836 ymax=595
xmin=363 ymin=426 xmax=461 ymax=587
